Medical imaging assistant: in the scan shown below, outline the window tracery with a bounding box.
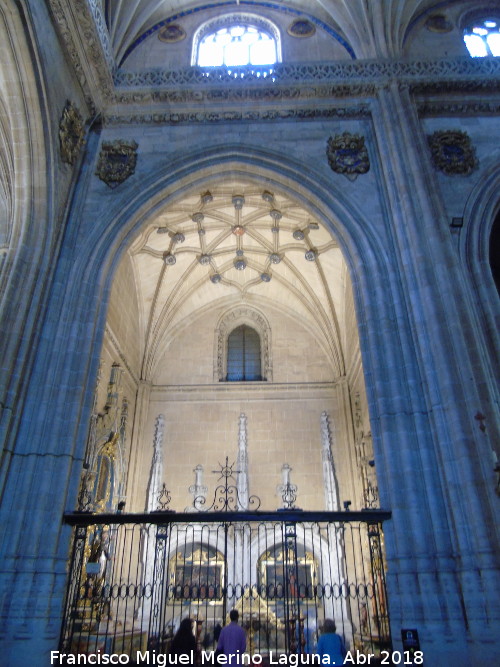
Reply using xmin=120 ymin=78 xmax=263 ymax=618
xmin=463 ymin=16 xmax=500 ymax=57
xmin=215 ymin=307 xmax=272 ymax=382
xmin=192 ymin=13 xmax=281 ymax=67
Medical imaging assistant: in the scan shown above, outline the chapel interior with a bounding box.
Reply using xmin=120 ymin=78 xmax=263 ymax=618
xmin=0 ymin=1 xmax=499 ymax=666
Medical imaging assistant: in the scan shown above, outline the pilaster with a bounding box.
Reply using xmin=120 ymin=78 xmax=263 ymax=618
xmin=369 ymin=82 xmax=500 ymax=664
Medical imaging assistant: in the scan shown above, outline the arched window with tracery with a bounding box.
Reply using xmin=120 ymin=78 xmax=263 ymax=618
xmin=215 ymin=306 xmax=272 ymax=382
xmin=227 ymin=325 xmax=262 ymax=381
xmin=463 ymin=15 xmax=500 ymax=56
xmin=192 ymin=14 xmax=281 ymax=67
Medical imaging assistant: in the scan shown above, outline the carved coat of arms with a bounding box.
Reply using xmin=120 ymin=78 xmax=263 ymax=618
xmin=427 ymin=130 xmax=478 ymax=175
xmin=59 ymin=101 xmax=85 ymax=165
xmin=326 ymin=132 xmax=370 ymax=180
xmin=96 ymin=139 xmax=138 ymax=188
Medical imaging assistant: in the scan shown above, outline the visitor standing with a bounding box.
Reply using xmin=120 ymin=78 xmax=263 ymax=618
xmin=169 ymin=617 xmax=197 ymax=661
xmin=316 ymin=618 xmax=347 ymax=665
xmin=216 ymin=609 xmax=246 ymax=665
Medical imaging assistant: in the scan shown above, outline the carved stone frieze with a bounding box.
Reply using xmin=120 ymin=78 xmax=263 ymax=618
xmin=112 ymin=83 xmax=376 ymax=107
xmin=326 ymin=133 xmax=370 ymax=180
xmin=427 ymin=130 xmax=478 ymax=175
xmin=105 ymin=105 xmax=370 ymax=127
xmin=96 ymin=139 xmax=138 ymax=188
xmin=59 ymin=101 xmax=85 ymax=165
xmin=418 ymin=101 xmax=500 ymax=117
xmin=47 ymin=0 xmax=115 ymax=111
xmin=114 ymin=56 xmax=500 ymax=89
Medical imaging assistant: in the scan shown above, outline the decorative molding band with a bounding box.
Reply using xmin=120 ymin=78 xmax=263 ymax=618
xmin=48 ymin=0 xmax=115 ymax=111
xmin=106 ymin=57 xmax=500 ymax=123
xmin=113 ymin=82 xmax=376 ymax=106
xmin=114 ymin=56 xmax=500 ymax=89
xmin=104 ymin=104 xmax=371 ymax=126
xmin=418 ymin=100 xmax=500 ymax=116
xmin=87 ymin=0 xmax=115 ymax=70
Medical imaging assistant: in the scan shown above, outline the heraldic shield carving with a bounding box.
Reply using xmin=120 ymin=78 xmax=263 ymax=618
xmin=96 ymin=139 xmax=139 ymax=188
xmin=326 ymin=132 xmax=370 ymax=181
xmin=59 ymin=101 xmax=85 ymax=165
xmin=427 ymin=130 xmax=478 ymax=175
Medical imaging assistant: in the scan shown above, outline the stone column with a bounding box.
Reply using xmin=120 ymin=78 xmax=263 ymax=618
xmin=127 ymin=380 xmax=151 ymax=511
xmin=369 ymin=82 xmax=500 ymax=665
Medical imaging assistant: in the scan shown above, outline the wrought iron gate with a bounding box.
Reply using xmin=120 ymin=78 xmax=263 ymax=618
xmin=60 ymin=509 xmax=391 ymax=661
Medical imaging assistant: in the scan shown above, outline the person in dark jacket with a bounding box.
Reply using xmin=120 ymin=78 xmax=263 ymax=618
xmin=169 ymin=618 xmax=197 ymax=660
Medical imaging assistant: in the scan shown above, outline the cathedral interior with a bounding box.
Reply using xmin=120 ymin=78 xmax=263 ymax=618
xmin=0 ymin=1 xmax=499 ymax=666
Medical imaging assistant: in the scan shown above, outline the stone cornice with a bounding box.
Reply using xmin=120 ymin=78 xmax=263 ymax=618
xmin=106 ymin=57 xmax=500 ymax=124
xmin=150 ymin=381 xmax=339 ymax=402
xmin=44 ymin=0 xmax=500 ymax=124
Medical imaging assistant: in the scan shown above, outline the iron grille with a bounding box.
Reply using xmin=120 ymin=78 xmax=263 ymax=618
xmin=60 ymin=510 xmax=391 ymax=662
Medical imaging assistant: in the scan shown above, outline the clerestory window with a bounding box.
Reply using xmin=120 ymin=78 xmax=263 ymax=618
xmin=463 ymin=17 xmax=500 ymax=56
xmin=193 ymin=14 xmax=281 ymax=67
xmin=227 ymin=325 xmax=262 ymax=381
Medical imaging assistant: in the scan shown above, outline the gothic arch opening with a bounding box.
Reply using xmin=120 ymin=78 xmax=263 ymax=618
xmin=86 ymin=175 xmax=377 ymax=516
xmin=70 ymin=172 xmax=388 ymax=658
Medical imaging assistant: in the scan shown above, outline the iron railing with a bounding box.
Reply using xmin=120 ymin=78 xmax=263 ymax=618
xmin=60 ymin=510 xmax=391 ymax=662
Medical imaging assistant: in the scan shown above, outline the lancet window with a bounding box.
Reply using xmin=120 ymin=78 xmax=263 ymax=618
xmin=227 ymin=325 xmax=262 ymax=381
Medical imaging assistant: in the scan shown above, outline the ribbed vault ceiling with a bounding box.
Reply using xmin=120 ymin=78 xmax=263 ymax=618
xmin=128 ymin=179 xmax=347 ymax=381
xmin=106 ymin=0 xmax=447 ymax=63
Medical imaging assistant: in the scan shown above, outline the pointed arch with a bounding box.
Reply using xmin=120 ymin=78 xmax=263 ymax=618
xmin=462 ymin=162 xmax=500 ymax=374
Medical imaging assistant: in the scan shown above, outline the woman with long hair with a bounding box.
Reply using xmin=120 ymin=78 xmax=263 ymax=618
xmin=169 ymin=618 xmax=197 ymax=660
